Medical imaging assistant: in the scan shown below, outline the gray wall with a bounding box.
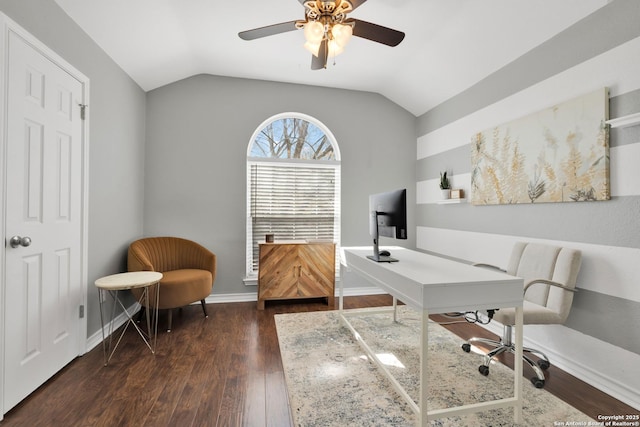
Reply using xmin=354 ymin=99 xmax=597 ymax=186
xmin=0 ymin=0 xmax=147 ymax=337
xmin=144 ymin=74 xmax=417 ymax=294
xmin=1 ymin=0 xmax=638 ymax=408
xmin=5 ymin=0 xmax=635 ymax=365
xmin=415 ymin=0 xmax=640 ymax=355
xmin=0 ymin=0 xmax=416 ymax=338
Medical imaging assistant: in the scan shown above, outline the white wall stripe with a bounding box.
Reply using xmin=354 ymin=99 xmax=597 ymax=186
xmin=417 ymin=36 xmax=640 ymax=159
xmin=416 ymin=226 xmax=640 ymax=303
xmin=611 ymin=144 xmax=640 ymax=196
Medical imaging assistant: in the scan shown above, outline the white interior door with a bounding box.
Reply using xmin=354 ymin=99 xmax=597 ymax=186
xmin=3 ymin=29 xmax=86 ymax=412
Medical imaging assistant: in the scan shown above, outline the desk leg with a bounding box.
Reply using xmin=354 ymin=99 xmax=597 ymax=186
xmin=418 ymin=308 xmax=429 ymax=427
xmin=339 ymin=274 xmax=344 ymax=312
xmin=514 ymin=305 xmax=523 ymax=423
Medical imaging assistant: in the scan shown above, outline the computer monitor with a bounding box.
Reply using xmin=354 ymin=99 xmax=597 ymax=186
xmin=367 ymin=188 xmax=407 ymax=262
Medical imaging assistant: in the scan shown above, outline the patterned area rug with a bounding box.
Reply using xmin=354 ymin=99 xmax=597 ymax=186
xmin=275 ymin=307 xmax=593 ymax=426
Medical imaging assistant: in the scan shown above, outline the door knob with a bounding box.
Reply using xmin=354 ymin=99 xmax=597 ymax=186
xmin=9 ymin=236 xmax=31 ymax=248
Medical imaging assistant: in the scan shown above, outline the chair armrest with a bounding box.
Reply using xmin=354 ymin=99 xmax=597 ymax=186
xmin=524 ymin=278 xmax=577 ymax=295
xmin=472 ymin=262 xmax=507 ymax=273
xmin=128 ymin=246 xmax=155 ymax=272
xmin=181 ymin=240 xmax=216 ymax=279
xmin=197 ymin=250 xmax=216 ymax=279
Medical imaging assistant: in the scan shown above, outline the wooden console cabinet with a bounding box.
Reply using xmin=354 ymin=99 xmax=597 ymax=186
xmin=257 ymin=241 xmax=335 ymax=310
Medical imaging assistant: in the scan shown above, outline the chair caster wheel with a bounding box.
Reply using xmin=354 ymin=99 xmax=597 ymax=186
xmin=461 ymin=343 xmax=471 ymax=353
xmin=537 ymin=359 xmax=550 ymax=370
xmin=478 ymin=365 xmax=490 ymax=376
xmin=531 ymin=377 xmax=545 ymax=388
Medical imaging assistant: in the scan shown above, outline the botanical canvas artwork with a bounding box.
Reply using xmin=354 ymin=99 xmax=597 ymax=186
xmin=471 ymin=88 xmax=609 ymax=205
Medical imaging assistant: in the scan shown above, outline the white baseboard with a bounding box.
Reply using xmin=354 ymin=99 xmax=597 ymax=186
xmin=203 ymin=286 xmax=388 ymax=304
xmin=481 ymin=321 xmax=640 ymax=410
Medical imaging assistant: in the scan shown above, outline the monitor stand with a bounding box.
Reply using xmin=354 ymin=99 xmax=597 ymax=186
xmin=367 ymin=254 xmax=398 ymax=263
xmin=368 ymin=236 xmax=399 ymax=262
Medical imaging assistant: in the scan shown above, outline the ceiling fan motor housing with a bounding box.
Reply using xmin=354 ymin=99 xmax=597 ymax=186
xmin=303 ymin=1 xmax=353 ymax=21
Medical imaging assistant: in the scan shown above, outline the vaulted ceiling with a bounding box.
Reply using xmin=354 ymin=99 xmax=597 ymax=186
xmin=54 ymin=0 xmax=608 ymax=116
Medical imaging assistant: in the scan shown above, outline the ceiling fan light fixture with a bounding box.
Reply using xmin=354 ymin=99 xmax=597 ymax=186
xmin=304 ymin=40 xmax=322 ymax=56
xmin=303 ymin=20 xmax=324 ymax=43
xmin=331 ymin=23 xmax=352 ymax=47
xmin=327 ymin=39 xmax=345 ymax=57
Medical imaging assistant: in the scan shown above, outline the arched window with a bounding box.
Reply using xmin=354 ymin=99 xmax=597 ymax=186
xmin=246 ymin=113 xmax=341 ymax=278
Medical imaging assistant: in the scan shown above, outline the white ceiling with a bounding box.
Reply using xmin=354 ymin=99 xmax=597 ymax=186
xmin=54 ymin=0 xmax=608 ymax=116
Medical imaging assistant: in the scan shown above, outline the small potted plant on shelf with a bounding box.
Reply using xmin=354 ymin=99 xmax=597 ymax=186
xmin=440 ymin=171 xmax=451 ymax=199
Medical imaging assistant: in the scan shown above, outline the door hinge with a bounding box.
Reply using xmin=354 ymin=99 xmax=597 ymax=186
xmin=79 ymin=304 xmax=85 ymax=319
xmin=78 ymin=103 xmax=88 ymax=120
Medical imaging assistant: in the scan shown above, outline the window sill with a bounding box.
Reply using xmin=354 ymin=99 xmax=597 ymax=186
xmin=243 ymin=276 xmax=258 ymax=287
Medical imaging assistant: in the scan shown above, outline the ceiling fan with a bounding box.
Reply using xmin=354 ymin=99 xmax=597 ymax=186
xmin=238 ymin=0 xmax=405 ymax=70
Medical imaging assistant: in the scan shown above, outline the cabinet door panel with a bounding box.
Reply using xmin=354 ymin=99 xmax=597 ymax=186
xmin=298 ymin=244 xmax=335 ymax=296
xmin=258 ymin=244 xmax=298 ymax=299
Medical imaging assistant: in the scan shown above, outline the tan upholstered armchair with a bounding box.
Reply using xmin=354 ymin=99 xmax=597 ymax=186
xmin=128 ymin=237 xmax=216 ymax=331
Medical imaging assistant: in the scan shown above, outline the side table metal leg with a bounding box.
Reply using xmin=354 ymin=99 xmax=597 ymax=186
xmin=153 ymin=282 xmax=160 ymax=351
xmin=143 ymin=285 xmax=154 ymax=354
xmin=143 ymin=281 xmax=160 ymax=354
xmin=106 ymin=290 xmax=132 ymax=364
xmin=98 ymin=289 xmax=107 ymax=366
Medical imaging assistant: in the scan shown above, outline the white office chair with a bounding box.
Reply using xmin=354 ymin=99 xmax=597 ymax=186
xmin=461 ymin=242 xmax=582 ymax=388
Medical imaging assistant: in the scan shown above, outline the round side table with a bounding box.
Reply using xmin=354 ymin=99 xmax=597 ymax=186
xmin=95 ymin=271 xmax=163 ymax=365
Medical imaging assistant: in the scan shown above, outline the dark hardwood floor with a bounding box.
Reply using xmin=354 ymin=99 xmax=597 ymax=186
xmin=3 ymin=295 xmax=637 ymax=426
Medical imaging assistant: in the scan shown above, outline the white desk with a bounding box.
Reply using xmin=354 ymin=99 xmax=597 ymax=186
xmin=95 ymin=271 xmax=163 ymax=365
xmin=340 ymin=247 xmax=523 ymax=426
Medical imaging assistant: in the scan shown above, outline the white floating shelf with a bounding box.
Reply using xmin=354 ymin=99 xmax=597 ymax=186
xmin=436 ymin=198 xmax=466 ymax=204
xmin=606 ymin=112 xmax=640 ymax=129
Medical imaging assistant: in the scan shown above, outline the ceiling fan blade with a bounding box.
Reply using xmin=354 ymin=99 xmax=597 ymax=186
xmin=311 ymin=40 xmax=328 ymax=70
xmin=348 ymin=0 xmax=368 ymax=11
xmin=238 ymin=21 xmax=299 ymax=41
xmin=349 ymin=19 xmax=405 ymax=47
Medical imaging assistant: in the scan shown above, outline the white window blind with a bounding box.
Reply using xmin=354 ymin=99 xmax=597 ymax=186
xmin=247 ymin=161 xmax=340 ymax=274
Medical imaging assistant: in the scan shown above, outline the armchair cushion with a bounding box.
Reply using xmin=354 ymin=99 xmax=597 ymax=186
xmin=151 ymin=269 xmax=212 ymax=309
xmin=493 ymin=301 xmax=564 ymax=326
